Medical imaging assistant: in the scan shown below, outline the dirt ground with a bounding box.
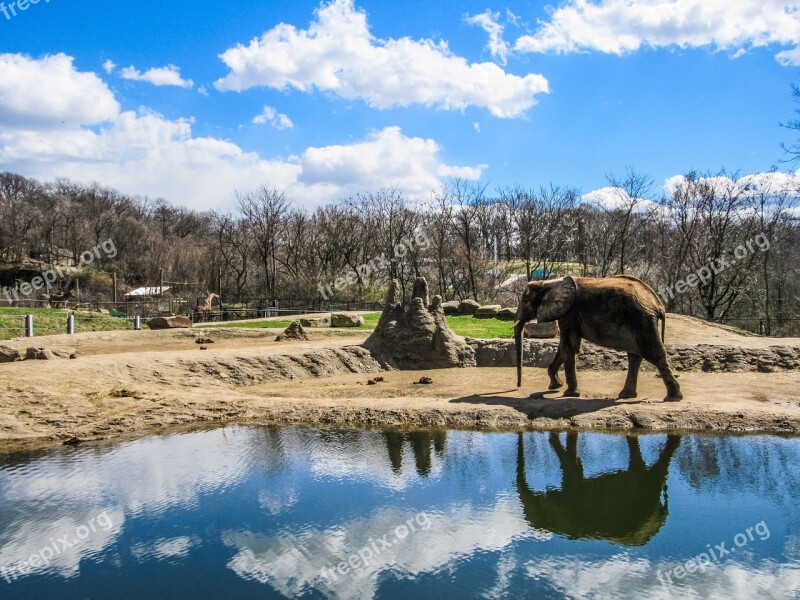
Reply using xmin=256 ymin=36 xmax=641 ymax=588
xmin=1 ymin=314 xmax=799 ymax=452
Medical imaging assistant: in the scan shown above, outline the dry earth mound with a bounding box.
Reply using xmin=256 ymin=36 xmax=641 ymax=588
xmin=364 ymin=278 xmax=475 ymax=369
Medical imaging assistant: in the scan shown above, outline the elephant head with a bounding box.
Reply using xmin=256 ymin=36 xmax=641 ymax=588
xmin=514 ymin=277 xmax=577 ymax=387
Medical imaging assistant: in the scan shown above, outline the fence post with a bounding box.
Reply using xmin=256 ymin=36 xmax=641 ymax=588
xmin=134 ymin=316 xmax=141 ymax=331
xmin=67 ymin=314 xmax=75 ymax=335
xmin=25 ymin=314 xmax=34 ymax=338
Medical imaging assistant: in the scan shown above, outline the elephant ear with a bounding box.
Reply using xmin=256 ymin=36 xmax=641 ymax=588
xmin=536 ymin=277 xmax=577 ymax=323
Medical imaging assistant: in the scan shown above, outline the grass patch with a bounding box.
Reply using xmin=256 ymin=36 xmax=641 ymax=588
xmin=446 ymin=315 xmax=514 ymax=339
xmin=0 ymin=307 xmax=133 ymax=340
xmin=200 ymin=311 xmax=513 ymax=339
xmin=200 ymin=312 xmax=382 ymax=331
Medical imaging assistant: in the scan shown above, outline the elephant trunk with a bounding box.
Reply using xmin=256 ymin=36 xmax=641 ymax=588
xmin=515 ymin=319 xmax=525 ymax=387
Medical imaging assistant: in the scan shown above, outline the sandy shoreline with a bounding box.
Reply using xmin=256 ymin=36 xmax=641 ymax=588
xmin=1 ymin=316 xmax=799 ymax=453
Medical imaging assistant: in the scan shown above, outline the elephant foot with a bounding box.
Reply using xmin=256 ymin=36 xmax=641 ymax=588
xmin=548 ymin=379 xmax=564 ymax=390
xmin=563 ymin=389 xmax=581 ymax=398
xmin=618 ymin=389 xmax=638 ymax=399
xmin=664 ymin=391 xmax=684 ymax=402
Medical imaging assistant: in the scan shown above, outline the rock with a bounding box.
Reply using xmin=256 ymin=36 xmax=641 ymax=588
xmin=364 ymin=278 xmax=476 ymax=369
xmin=51 ymin=346 xmax=78 ymax=359
xmin=331 ymin=312 xmax=365 ymax=327
xmin=441 ymin=301 xmax=460 ymax=315
xmin=496 ymin=308 xmax=516 ymax=321
xmin=415 ymin=376 xmax=434 ymax=385
xmin=300 ymin=316 xmax=330 ymax=328
xmin=367 ymin=378 xmax=378 ymax=385
xmin=458 ymin=299 xmax=481 ymax=314
xmin=147 ymin=316 xmax=193 ymax=330
xmin=195 ymin=338 xmax=214 ymax=344
xmin=0 ymin=345 xmax=23 ymax=363
xmin=275 ymin=321 xmax=310 ymax=342
xmin=524 ymin=321 xmax=560 ymax=339
xmin=475 ymin=304 xmax=502 ymax=318
xmin=24 ymin=346 xmax=76 ymax=360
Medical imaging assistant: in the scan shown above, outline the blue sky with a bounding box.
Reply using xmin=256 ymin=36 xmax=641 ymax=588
xmin=1 ymin=0 xmax=799 ymax=209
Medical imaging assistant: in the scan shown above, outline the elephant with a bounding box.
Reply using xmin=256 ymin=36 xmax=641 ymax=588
xmin=514 ymin=275 xmax=683 ymax=402
xmin=517 ymin=432 xmax=681 ymax=545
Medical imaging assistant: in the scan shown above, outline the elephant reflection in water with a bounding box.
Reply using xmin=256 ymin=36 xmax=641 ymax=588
xmin=517 ymin=432 xmax=681 ymax=545
xmin=383 ymin=430 xmax=447 ymax=476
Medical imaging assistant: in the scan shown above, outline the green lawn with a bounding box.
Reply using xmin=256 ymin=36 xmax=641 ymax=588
xmin=200 ymin=311 xmax=514 ymax=339
xmin=0 ymin=307 xmax=514 ymax=341
xmin=200 ymin=312 xmax=382 ymax=331
xmin=446 ymin=315 xmax=514 ymax=339
xmin=0 ymin=307 xmax=134 ymax=340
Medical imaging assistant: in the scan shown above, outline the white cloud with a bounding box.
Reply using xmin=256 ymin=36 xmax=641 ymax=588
xmin=663 ymin=171 xmax=800 ymax=199
xmin=215 ymin=0 xmax=548 ymax=118
xmin=525 ymin=555 xmax=800 ymax=599
xmin=120 ymin=64 xmax=194 ymax=88
xmin=582 ymin=185 xmax=659 ymax=212
xmin=252 ymin=105 xmax=294 ymax=129
xmin=131 ymin=536 xmax=201 ymax=562
xmin=224 ymin=498 xmax=541 ymax=600
xmin=297 ymin=126 xmax=484 ymax=200
xmin=465 ymin=10 xmax=510 ymax=64
xmin=102 ymin=59 xmax=116 ymax=74
xmin=0 ymin=53 xmax=119 ymax=128
xmin=776 ymin=46 xmax=800 ymax=66
xmin=515 ymin=0 xmax=800 ymax=65
xmin=0 ymin=54 xmax=481 ymax=209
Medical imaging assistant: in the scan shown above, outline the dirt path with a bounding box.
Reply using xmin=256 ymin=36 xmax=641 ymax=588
xmin=1 ymin=316 xmax=799 ymax=452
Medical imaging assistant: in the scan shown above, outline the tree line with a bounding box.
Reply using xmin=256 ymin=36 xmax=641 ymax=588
xmin=0 ymin=169 xmax=798 ymax=334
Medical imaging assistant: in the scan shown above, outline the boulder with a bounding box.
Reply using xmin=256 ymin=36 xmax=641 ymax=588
xmin=364 ymin=278 xmax=475 ymax=369
xmin=25 ymin=346 xmax=77 ymax=360
xmin=458 ymin=299 xmax=481 ymax=314
xmin=276 ymin=321 xmax=310 ymax=342
xmin=474 ymin=305 xmax=502 ymax=318
xmin=496 ymin=308 xmax=516 ymax=321
xmin=300 ymin=316 xmax=330 ymax=328
xmin=441 ymin=301 xmax=460 ymax=315
xmin=331 ymin=312 xmax=365 ymax=327
xmin=524 ymin=321 xmax=560 ymax=339
xmin=0 ymin=345 xmax=23 ymax=363
xmin=147 ymin=316 xmax=193 ymax=330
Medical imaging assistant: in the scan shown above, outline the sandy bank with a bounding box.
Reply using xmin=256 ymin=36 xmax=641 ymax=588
xmin=0 ymin=315 xmax=798 ymax=452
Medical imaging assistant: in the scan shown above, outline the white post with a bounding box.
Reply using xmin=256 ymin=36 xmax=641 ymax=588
xmin=25 ymin=315 xmax=34 ymax=338
xmin=134 ymin=316 xmax=141 ymax=331
xmin=67 ymin=314 xmax=75 ymax=335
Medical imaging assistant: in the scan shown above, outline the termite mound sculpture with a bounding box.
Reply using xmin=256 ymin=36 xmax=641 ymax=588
xmin=364 ymin=278 xmax=475 ymax=370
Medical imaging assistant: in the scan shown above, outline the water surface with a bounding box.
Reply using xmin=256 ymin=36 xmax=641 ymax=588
xmin=0 ymin=426 xmax=798 ymax=599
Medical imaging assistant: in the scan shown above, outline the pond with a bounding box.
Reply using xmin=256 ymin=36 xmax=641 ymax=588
xmin=0 ymin=426 xmax=798 ymax=599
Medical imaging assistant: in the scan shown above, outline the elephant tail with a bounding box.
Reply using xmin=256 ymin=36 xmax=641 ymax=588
xmin=659 ymin=310 xmax=666 ymax=343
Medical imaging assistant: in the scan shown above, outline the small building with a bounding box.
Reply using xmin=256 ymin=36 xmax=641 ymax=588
xmin=125 ymin=286 xmax=172 ymax=299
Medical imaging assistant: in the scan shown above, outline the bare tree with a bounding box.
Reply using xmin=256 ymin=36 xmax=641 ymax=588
xmin=237 ymin=186 xmax=290 ymax=299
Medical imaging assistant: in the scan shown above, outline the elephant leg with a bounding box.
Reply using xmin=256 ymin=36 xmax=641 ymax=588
xmin=626 ymin=436 xmax=646 ymax=471
xmin=562 ymin=336 xmax=581 ymax=398
xmin=619 ymin=353 xmax=642 ymax=399
xmin=643 ymin=349 xmax=683 ymax=402
xmin=547 ymin=348 xmax=564 ymax=390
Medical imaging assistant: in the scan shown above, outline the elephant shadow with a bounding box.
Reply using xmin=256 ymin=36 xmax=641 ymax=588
xmin=450 ymin=393 xmax=624 ymax=420
xmin=517 ymin=432 xmax=681 ymax=546
xmin=382 ymin=430 xmax=447 ymax=476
